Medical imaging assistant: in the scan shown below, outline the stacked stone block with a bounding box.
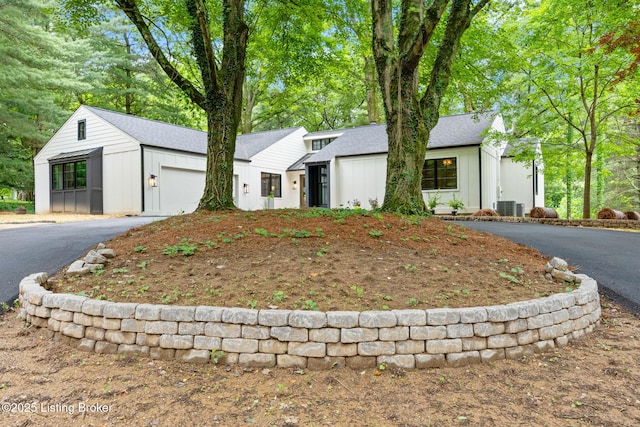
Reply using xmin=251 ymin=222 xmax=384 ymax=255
xmin=18 ymin=272 xmax=601 ymax=370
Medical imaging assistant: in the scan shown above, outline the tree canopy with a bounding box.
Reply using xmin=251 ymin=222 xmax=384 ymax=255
xmin=2 ymin=0 xmax=639 ymax=214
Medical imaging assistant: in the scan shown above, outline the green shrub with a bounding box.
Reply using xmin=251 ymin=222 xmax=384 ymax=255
xmin=0 ymin=200 xmax=35 ymax=213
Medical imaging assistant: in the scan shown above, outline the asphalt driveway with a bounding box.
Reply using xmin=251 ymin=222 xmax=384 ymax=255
xmin=458 ymin=221 xmax=640 ymax=314
xmin=0 ymin=217 xmax=160 ymax=308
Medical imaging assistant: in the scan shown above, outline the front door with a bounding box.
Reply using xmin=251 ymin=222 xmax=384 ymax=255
xmin=299 ymin=174 xmax=306 ymax=207
xmin=307 ymin=164 xmax=329 ymax=208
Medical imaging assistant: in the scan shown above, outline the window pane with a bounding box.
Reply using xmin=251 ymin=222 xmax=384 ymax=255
xmin=261 ymin=172 xmax=282 ymax=197
xmin=311 ymin=138 xmax=334 ymax=151
xmin=272 ymin=174 xmax=281 ymax=197
xmin=78 ymin=120 xmax=86 ymax=140
xmin=421 ymin=159 xmax=436 ymax=190
xmin=76 ymin=161 xmax=87 ymax=188
xmin=261 ymin=172 xmax=270 ymax=197
xmin=422 ymin=157 xmax=456 ymax=190
xmin=63 ymin=163 xmax=75 ymax=189
xmin=52 ymin=165 xmax=63 ymax=190
xmin=439 ymin=158 xmax=456 ymax=189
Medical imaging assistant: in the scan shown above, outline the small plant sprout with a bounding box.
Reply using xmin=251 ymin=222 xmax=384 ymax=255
xmin=163 ymin=238 xmax=198 ymax=256
xmin=406 ymin=297 xmax=419 ymax=307
xmin=271 ymin=290 xmax=288 ymax=303
xmin=316 ymin=247 xmax=329 ymax=257
xmin=210 ymin=349 xmax=225 ymax=364
xmin=350 ymin=285 xmax=364 ymax=299
xmin=368 ymin=229 xmax=383 ymax=238
xmin=301 ymin=299 xmax=319 ymax=311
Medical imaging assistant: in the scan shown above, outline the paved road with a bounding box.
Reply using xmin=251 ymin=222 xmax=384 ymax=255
xmin=0 ymin=217 xmax=160 ymax=308
xmin=457 ymin=221 xmax=640 ymax=314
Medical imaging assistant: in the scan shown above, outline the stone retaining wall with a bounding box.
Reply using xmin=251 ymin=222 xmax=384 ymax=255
xmin=18 ymin=272 xmax=601 ymax=370
xmin=445 ymin=215 xmax=640 ymax=230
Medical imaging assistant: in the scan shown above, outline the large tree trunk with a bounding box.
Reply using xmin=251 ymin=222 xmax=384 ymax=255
xmin=186 ymin=0 xmax=248 ymax=210
xmin=381 ymin=74 xmax=430 ymax=212
xmin=364 ymin=56 xmax=381 ymax=124
xmin=371 ymin=0 xmax=488 ymax=214
xmin=117 ymin=0 xmax=247 ymax=211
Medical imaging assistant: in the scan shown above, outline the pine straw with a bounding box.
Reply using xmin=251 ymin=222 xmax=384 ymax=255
xmin=472 ymin=209 xmax=500 ymax=217
xmin=529 ymin=207 xmax=558 ymax=218
xmin=597 ymin=208 xmax=625 ymax=220
xmin=624 ymin=211 xmax=640 ymax=221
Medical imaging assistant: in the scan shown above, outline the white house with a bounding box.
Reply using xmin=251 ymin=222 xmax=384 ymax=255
xmin=500 ymin=141 xmax=545 ymax=214
xmin=34 ymin=106 xmax=307 ymax=215
xmin=34 ymin=107 xmax=542 ymax=216
xmin=300 ymin=112 xmax=542 ymax=214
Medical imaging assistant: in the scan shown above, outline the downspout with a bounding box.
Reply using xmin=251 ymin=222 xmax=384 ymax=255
xmin=140 ymin=145 xmax=146 ymax=213
xmin=478 ymin=146 xmax=483 ymax=209
xmin=532 ymin=159 xmax=537 ymax=208
xmin=327 ymin=161 xmax=331 ymax=209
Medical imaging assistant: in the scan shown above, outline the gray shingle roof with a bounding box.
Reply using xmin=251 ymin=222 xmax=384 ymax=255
xmin=48 ymin=147 xmax=101 ymax=161
xmin=86 ymin=106 xmax=208 ymax=154
xmin=305 ymin=112 xmax=498 ymax=163
xmin=288 ymin=153 xmax=315 ymax=171
xmin=502 ymin=138 xmax=540 ymax=158
xmin=85 ymin=106 xmax=303 ymax=161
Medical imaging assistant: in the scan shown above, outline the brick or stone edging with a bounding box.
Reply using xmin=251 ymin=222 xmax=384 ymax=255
xmin=18 ymin=272 xmax=601 ymax=370
xmin=444 ymin=215 xmax=640 ymax=230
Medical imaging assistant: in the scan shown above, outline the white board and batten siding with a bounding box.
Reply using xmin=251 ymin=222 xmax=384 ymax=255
xmin=243 ymin=127 xmax=308 ymax=211
xmin=334 ymin=155 xmax=386 ymax=209
xmin=424 ymin=146 xmax=481 ymax=214
xmin=480 ymin=144 xmax=502 ymax=212
xmin=34 ymin=106 xmax=141 ymax=215
xmin=500 ymin=157 xmax=545 ymax=212
xmin=334 ymin=147 xmax=488 ymax=214
xmin=142 ymin=146 xmax=206 ymax=216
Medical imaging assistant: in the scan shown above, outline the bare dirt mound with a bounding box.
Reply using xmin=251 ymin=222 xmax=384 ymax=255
xmin=49 ymin=209 xmax=567 ymax=312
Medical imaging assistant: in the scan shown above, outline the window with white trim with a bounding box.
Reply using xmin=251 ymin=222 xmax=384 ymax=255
xmin=261 ymin=172 xmax=281 ymax=197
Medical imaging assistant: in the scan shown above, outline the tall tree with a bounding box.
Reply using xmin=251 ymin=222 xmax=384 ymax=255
xmin=371 ymin=0 xmax=490 ymax=214
xmin=0 ymin=0 xmax=90 ymax=195
xmin=65 ymin=0 xmax=248 ymax=210
xmin=124 ymin=0 xmax=247 ymax=210
xmin=509 ymin=0 xmax=639 ymax=218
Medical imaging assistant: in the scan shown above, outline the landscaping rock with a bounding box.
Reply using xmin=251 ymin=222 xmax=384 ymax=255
xmin=84 ymin=250 xmax=108 ymax=265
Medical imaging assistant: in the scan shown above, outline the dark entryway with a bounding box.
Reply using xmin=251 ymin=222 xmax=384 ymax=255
xmin=306 ymin=163 xmax=329 ymax=208
xmin=49 ymin=147 xmax=103 ymax=214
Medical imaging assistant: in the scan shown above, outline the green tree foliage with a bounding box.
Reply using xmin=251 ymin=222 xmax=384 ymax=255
xmin=75 ymin=17 xmax=205 ymax=127
xmin=507 ymin=0 xmax=639 ymax=218
xmin=64 ymin=0 xmax=250 ymax=210
xmin=243 ymin=0 xmax=373 ymax=133
xmin=0 ymin=0 xmax=91 ymax=194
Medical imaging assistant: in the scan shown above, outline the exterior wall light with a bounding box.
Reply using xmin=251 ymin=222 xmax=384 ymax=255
xmin=149 ymin=174 xmax=158 ymax=187
xmin=243 ymin=183 xmax=249 ymax=193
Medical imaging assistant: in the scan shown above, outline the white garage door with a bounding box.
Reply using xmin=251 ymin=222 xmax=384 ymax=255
xmin=160 ymin=166 xmax=205 ymax=215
